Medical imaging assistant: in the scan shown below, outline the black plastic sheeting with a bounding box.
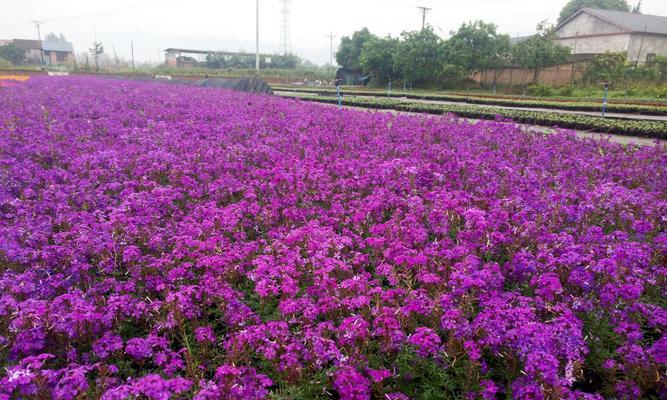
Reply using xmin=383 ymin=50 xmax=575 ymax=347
xmin=198 ymin=77 xmax=273 ymax=95
xmin=106 ymin=75 xmax=274 ymax=95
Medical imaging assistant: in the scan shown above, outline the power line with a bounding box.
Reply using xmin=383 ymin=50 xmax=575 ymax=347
xmin=417 ymin=6 xmax=432 ymax=30
xmin=368 ymin=0 xmax=414 ymax=7
xmin=326 ymin=32 xmax=336 ymax=66
xmin=255 ymin=0 xmax=259 ymax=71
xmin=30 ymin=20 xmax=45 ymax=41
xmin=30 ymin=20 xmax=45 ymax=65
xmin=279 ymin=0 xmax=292 ymax=55
xmin=40 ymin=0 xmax=167 ymax=23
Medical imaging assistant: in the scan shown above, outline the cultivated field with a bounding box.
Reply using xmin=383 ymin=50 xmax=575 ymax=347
xmin=275 ymin=89 xmax=667 ymax=140
xmin=0 ymin=77 xmax=665 ymax=399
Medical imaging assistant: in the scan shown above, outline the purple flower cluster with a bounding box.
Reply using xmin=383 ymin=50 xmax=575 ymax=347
xmin=0 ymin=77 xmax=665 ymax=399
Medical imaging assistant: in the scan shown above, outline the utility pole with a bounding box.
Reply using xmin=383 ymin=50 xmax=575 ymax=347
xmin=279 ymin=0 xmax=292 ymax=55
xmin=256 ymin=0 xmax=260 ymax=72
xmin=112 ymin=45 xmax=120 ymax=69
xmin=634 ymin=24 xmax=648 ymax=68
xmin=571 ymin=31 xmax=579 ymax=84
xmin=131 ymin=41 xmax=135 ymax=70
xmin=30 ymin=20 xmax=45 ymax=65
xmin=327 ymin=32 xmax=336 ymax=66
xmin=417 ymin=6 xmax=431 ymax=30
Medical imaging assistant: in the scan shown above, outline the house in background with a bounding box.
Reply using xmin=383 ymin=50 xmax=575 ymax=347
xmin=0 ymin=38 xmax=74 ymax=66
xmin=556 ymin=8 xmax=667 ymax=63
xmin=11 ymin=39 xmax=44 ymax=64
xmin=42 ymin=40 xmax=75 ymax=66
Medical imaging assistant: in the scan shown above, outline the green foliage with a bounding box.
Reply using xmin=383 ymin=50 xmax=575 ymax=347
xmin=275 ymin=85 xmax=667 ymax=114
xmin=387 ymin=347 xmax=476 ymax=399
xmin=393 ymin=27 xmax=446 ymax=86
xmin=558 ymin=84 xmax=575 ymax=96
xmin=269 ymin=370 xmax=333 ymax=400
xmin=359 ymin=36 xmax=399 ymax=84
xmin=624 ymin=63 xmax=658 ymax=83
xmin=584 ymin=52 xmax=629 ymax=84
xmin=0 ymin=57 xmax=12 ymax=68
xmin=89 ymin=41 xmax=104 ymax=72
xmin=331 ymin=19 xmax=663 ymax=90
xmin=647 ymin=55 xmax=667 ymax=82
xmin=89 ymin=41 xmax=104 ymax=57
xmin=444 ymin=21 xmax=511 ymax=77
xmin=336 ymin=28 xmax=376 ymax=70
xmin=512 ymin=22 xmax=571 ymax=82
xmin=0 ymin=44 xmax=26 ymax=65
xmin=558 ymin=0 xmax=631 ymax=24
xmin=574 ymin=312 xmax=623 ymax=397
xmin=527 ymin=83 xmax=556 ymax=97
xmin=584 ymin=52 xmax=667 ymax=86
xmin=277 ymin=80 xmax=667 ymax=101
xmin=441 ymin=64 xmax=468 ymax=86
xmin=205 ymin=52 xmax=301 ymax=70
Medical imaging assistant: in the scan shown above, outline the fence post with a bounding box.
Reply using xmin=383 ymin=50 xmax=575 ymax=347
xmin=601 ymin=81 xmax=609 ymax=117
xmin=336 ymin=84 xmax=342 ymax=109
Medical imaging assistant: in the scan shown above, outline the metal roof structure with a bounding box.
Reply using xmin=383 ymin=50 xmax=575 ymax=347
xmin=165 ymin=48 xmax=213 ymax=55
xmin=42 ymin=41 xmax=74 ymax=53
xmin=164 ymin=48 xmax=272 ymax=57
xmin=12 ymin=39 xmax=42 ymax=51
xmin=559 ymin=8 xmax=667 ymax=36
xmin=3 ymin=39 xmax=74 ymax=52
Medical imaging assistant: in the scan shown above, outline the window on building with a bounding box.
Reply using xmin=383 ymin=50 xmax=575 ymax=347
xmin=646 ymin=53 xmax=656 ymax=63
xmin=56 ymin=52 xmax=66 ymax=62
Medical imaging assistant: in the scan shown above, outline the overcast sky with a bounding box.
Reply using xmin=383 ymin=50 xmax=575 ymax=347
xmin=2 ymin=0 xmax=666 ymax=65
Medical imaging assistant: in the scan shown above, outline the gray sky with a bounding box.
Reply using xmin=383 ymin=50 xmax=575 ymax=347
xmin=2 ymin=0 xmax=666 ymax=65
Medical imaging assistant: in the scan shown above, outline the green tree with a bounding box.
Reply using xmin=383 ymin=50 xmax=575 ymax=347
xmin=584 ymin=51 xmax=628 ymax=84
xmin=0 ymin=44 xmax=26 ymax=65
xmin=558 ymin=0 xmax=630 ymax=24
xmin=650 ymin=55 xmax=667 ymax=82
xmin=336 ymin=28 xmax=376 ymax=70
xmin=89 ymin=41 xmax=104 ymax=72
xmin=512 ymin=22 xmax=571 ymax=83
xmin=44 ymin=32 xmax=67 ymax=43
xmin=444 ymin=21 xmax=511 ymax=78
xmin=393 ymin=27 xmax=445 ymax=86
xmin=270 ymin=53 xmax=301 ymax=69
xmin=359 ymin=36 xmax=399 ymax=85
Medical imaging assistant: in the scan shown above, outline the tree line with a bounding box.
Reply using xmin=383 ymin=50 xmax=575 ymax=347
xmin=335 ymin=0 xmax=652 ymax=88
xmin=336 ymin=22 xmax=571 ymax=88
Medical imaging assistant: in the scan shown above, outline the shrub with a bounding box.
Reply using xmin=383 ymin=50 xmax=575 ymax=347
xmin=527 ymin=83 xmax=555 ymax=97
xmin=558 ymin=84 xmax=574 ymax=96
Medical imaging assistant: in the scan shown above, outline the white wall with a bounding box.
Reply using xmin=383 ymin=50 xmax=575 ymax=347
xmin=557 ymin=34 xmax=631 ymax=55
xmin=558 ymin=12 xmax=626 ymax=37
xmin=627 ymin=34 xmax=667 ymax=63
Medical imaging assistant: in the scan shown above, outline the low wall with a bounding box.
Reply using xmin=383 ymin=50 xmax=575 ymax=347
xmin=473 ymin=62 xmax=588 ymax=86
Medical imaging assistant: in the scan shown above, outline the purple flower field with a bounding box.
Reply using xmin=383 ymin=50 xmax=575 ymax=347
xmin=0 ymin=77 xmax=665 ymax=399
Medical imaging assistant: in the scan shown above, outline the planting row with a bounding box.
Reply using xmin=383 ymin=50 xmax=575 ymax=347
xmin=274 ymin=86 xmax=667 ymax=116
xmin=281 ymin=93 xmax=667 ymax=140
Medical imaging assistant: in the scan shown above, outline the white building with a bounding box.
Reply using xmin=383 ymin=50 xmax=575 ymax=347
xmin=556 ymin=8 xmax=667 ymax=63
